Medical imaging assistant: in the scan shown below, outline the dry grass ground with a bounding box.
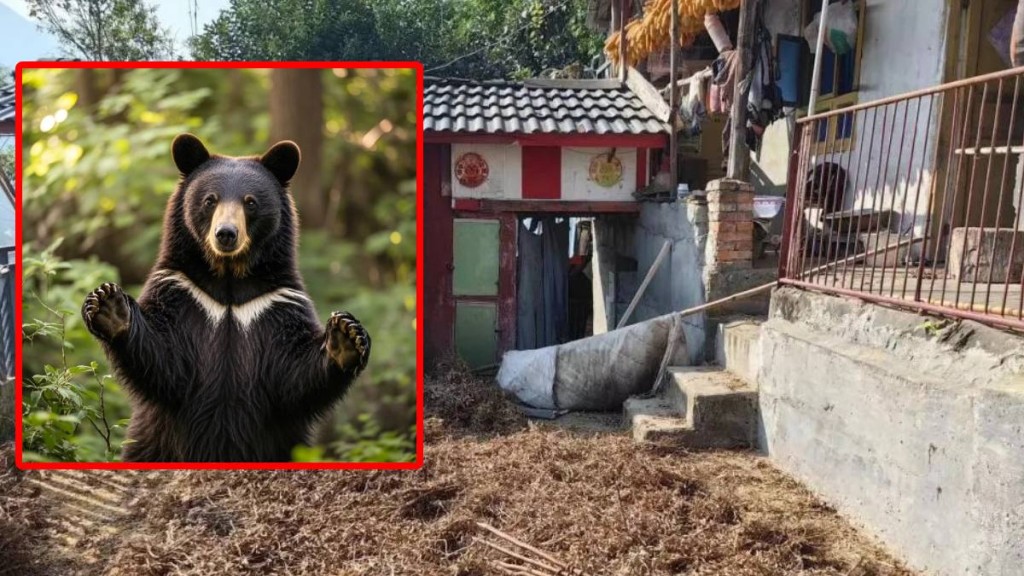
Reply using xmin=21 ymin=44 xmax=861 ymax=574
xmin=1 ymin=363 xmax=915 ymax=575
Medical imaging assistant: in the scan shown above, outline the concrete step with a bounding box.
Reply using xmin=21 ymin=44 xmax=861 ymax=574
xmin=625 ymin=366 xmax=759 ymax=448
xmin=714 ymin=316 xmax=764 ymax=385
xmin=623 ymin=394 xmax=689 ymax=443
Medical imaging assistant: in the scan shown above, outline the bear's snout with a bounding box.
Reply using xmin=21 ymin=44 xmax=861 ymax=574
xmin=205 ymin=201 xmax=250 ymax=258
xmin=215 ymin=224 xmax=238 ymax=251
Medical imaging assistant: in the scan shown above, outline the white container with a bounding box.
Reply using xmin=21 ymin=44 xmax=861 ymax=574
xmin=677 ymin=183 xmax=691 ymax=200
xmin=753 ymin=195 xmax=786 ymax=219
xmin=704 ymin=14 xmax=734 ymax=53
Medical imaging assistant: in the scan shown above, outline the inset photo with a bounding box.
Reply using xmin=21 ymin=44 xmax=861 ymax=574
xmin=17 ymin=64 xmax=421 ymax=467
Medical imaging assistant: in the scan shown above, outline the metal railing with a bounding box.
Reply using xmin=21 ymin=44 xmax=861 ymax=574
xmin=0 ymin=260 xmax=15 ymax=442
xmin=779 ymin=66 xmax=1024 ymax=331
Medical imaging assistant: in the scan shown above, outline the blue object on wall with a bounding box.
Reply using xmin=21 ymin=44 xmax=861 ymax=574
xmin=777 ymin=35 xmax=805 ymax=107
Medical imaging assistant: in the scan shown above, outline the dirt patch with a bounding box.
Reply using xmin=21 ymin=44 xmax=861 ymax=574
xmin=93 ymin=432 xmax=912 ymax=575
xmin=424 ymin=356 xmax=528 ymax=438
xmin=0 ymin=443 xmax=60 ymax=576
xmin=1 ymin=368 xmax=915 ymax=575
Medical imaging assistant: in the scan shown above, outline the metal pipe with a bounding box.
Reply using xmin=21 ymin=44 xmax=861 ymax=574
xmin=952 ymin=81 xmax=990 ymax=308
xmin=970 ymin=78 xmax=1005 ymax=309
xmin=808 ymin=0 xmax=831 ymax=114
xmin=837 ymin=107 xmax=875 ymax=288
xmin=781 ymin=277 xmax=1024 ymax=332
xmin=902 ymin=94 xmax=934 ymax=301
xmin=802 ymin=65 xmax=1024 ymax=124
xmin=984 ymin=76 xmax=1019 ymax=313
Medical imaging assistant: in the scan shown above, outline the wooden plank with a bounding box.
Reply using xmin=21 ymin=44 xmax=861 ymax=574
xmin=626 ymin=67 xmax=672 ymax=123
xmin=473 ymin=199 xmax=638 ymax=213
xmin=424 ymin=144 xmax=455 ymax=364
xmin=522 ymin=78 xmax=621 ymax=89
xmin=617 ymin=240 xmax=671 ymax=328
xmin=425 ymin=131 xmax=666 ymax=148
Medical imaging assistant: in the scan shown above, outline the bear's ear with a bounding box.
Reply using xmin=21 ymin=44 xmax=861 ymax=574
xmin=260 ymin=141 xmax=301 ymax=186
xmin=171 ymin=134 xmax=211 ymax=177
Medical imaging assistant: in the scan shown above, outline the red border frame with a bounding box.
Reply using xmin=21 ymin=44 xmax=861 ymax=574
xmin=13 ymin=60 xmax=425 ymax=471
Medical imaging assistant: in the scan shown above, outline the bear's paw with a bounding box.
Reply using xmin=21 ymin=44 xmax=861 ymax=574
xmin=82 ymin=283 xmax=131 ymax=342
xmin=325 ymin=311 xmax=371 ymax=374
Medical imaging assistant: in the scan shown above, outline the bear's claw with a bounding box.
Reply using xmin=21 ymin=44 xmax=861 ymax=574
xmin=82 ymin=282 xmax=131 ymax=341
xmin=325 ymin=311 xmax=371 ymax=374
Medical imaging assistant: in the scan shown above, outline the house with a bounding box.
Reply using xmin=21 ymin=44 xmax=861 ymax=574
xmin=0 ymin=82 xmax=14 ymax=253
xmin=0 ymin=83 xmax=13 ymax=135
xmin=578 ymin=2 xmax=1024 ymax=575
xmin=423 ymin=77 xmax=673 ymax=367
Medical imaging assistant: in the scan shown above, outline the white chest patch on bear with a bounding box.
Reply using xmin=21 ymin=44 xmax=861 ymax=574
xmin=151 ymin=269 xmax=311 ymax=331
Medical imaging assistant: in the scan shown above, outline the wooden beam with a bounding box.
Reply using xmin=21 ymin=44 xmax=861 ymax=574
xmin=727 ymin=0 xmax=759 ymax=180
xmin=617 ymin=239 xmax=671 ymax=328
xmin=522 ymin=79 xmax=621 ymax=89
xmin=626 ymin=67 xmax=672 ymax=123
xmin=618 ymin=0 xmax=628 ymax=81
xmin=425 ymin=131 xmax=667 ymax=148
xmin=668 ymin=0 xmax=679 ymax=192
xmin=453 ymin=199 xmax=642 ymax=214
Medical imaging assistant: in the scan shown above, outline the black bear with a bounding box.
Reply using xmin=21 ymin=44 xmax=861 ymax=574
xmin=81 ymin=134 xmax=370 ymax=462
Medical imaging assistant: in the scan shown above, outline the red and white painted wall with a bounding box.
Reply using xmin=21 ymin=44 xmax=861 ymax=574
xmin=449 ymin=143 xmax=648 ymax=202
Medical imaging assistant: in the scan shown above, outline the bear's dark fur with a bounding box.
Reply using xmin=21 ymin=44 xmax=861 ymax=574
xmin=82 ymin=134 xmax=370 ymax=462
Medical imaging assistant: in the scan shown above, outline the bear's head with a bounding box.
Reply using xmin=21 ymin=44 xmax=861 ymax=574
xmin=170 ymin=134 xmax=300 ymax=277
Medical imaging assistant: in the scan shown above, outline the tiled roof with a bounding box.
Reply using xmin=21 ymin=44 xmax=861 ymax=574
xmin=0 ymin=84 xmax=14 ymax=129
xmin=424 ymin=77 xmax=668 ymax=136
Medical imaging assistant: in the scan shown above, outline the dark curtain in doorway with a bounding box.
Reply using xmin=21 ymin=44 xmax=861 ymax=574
xmin=516 ymin=217 xmax=569 ymax=350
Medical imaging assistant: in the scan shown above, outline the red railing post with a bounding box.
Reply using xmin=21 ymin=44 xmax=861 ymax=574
xmin=779 ymin=124 xmax=804 ymax=280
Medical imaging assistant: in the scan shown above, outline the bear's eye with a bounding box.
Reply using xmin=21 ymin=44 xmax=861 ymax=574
xmin=244 ymin=196 xmax=257 ymax=208
xmin=203 ymin=196 xmax=217 ymax=208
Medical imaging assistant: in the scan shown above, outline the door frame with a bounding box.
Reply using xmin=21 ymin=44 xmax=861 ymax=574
xmin=451 ymin=213 xmax=518 ymax=364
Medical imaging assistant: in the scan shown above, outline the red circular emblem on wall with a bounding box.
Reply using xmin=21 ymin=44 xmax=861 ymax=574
xmin=455 ymin=152 xmax=490 ymax=188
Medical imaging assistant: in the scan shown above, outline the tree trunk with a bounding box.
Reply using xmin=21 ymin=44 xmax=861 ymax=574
xmin=75 ymin=69 xmax=98 ymax=111
xmin=269 ymin=70 xmax=325 ymax=228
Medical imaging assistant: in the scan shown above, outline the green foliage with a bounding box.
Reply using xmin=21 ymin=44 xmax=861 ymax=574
xmin=190 ymin=0 xmax=603 ymax=79
xmin=918 ymin=318 xmax=951 ymax=337
xmin=26 ymin=0 xmax=175 ymax=60
xmin=22 ymin=240 xmax=128 ymax=462
xmin=0 ymin=144 xmax=12 ymax=185
xmin=190 ymin=0 xmax=382 ymax=62
xmin=21 ymin=68 xmax=416 ymax=463
xmin=440 ymin=0 xmax=605 ymax=79
xmin=292 ymin=417 xmax=415 ymax=463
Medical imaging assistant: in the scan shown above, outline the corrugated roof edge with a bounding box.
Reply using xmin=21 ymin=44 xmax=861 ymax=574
xmin=424 ymin=77 xmax=624 ymax=90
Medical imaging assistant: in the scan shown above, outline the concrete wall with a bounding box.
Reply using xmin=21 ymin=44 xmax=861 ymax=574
xmin=628 ymin=201 xmax=709 ymax=363
xmin=591 ymin=215 xmax=637 ymax=333
xmin=758 ymin=287 xmax=1024 ymax=575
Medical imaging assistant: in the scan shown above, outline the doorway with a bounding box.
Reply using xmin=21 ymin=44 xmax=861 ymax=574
xmin=453 ymin=218 xmax=500 ymax=368
xmin=515 ymin=216 xmax=594 ymax=350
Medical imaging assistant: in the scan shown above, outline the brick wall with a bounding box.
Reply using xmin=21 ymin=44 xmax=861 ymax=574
xmin=705 ymin=179 xmax=754 ymax=270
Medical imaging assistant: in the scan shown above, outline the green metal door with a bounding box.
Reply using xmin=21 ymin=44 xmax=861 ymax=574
xmin=455 ymin=302 xmax=497 ymax=369
xmin=453 ymin=219 xmax=500 ymax=367
xmin=453 ymin=220 xmax=500 ymax=296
